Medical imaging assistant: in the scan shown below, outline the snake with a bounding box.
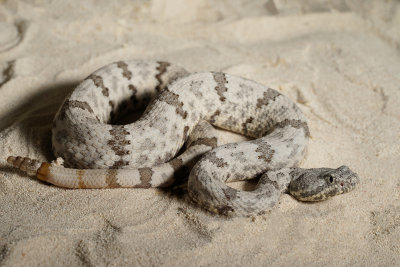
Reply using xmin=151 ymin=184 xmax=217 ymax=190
xmin=6 ymin=60 xmax=359 ymax=217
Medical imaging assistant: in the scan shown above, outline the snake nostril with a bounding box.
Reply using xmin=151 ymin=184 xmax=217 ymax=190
xmin=340 ymin=182 xmax=344 ymax=187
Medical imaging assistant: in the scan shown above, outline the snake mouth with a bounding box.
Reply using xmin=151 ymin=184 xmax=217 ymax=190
xmin=333 ymin=171 xmax=359 ymax=192
xmin=329 ymin=167 xmax=359 ymax=195
xmin=347 ymin=172 xmax=360 ymax=187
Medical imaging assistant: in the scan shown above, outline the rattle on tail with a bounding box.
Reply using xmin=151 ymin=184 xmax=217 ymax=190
xmin=6 ymin=60 xmax=359 ymax=216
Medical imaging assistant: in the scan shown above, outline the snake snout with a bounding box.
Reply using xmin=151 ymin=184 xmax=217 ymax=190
xmin=337 ymin=165 xmax=359 ymax=186
xmin=349 ymin=172 xmax=360 ymax=185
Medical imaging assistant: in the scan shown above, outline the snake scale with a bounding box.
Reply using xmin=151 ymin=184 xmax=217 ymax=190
xmin=7 ymin=60 xmax=359 ymax=216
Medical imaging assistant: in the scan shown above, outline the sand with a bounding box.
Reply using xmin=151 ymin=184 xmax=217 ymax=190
xmin=0 ymin=0 xmax=399 ymax=266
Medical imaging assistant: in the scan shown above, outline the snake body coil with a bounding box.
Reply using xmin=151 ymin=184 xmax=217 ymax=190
xmin=7 ymin=60 xmax=359 ymax=216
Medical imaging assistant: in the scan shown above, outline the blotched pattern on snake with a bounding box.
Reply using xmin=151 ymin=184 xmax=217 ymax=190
xmin=7 ymin=60 xmax=359 ymax=216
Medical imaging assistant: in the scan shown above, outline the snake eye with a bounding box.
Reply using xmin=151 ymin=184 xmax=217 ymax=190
xmin=326 ymin=175 xmax=334 ymax=183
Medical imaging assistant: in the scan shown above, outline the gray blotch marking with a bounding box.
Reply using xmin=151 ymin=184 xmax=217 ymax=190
xmin=155 ymin=61 xmax=171 ymax=92
xmin=241 ymin=117 xmax=254 ymax=135
xmin=205 ymin=152 xmax=228 ymax=168
xmin=105 ymin=169 xmax=122 ymax=188
xmin=137 ymin=167 xmax=153 ymax=188
xmin=88 ymin=74 xmax=109 ymax=97
xmin=254 ymin=142 xmax=275 ymax=163
xmin=58 ymin=100 xmax=98 ymax=121
xmin=109 ymin=125 xmax=130 ymax=168
xmin=260 ymin=175 xmax=279 ymax=190
xmin=116 ymin=61 xmax=132 ymax=80
xmin=275 ymin=119 xmax=311 ymax=137
xmin=109 ymin=126 xmax=130 ymax=156
xmin=68 ymin=100 xmax=94 ymax=114
xmin=108 ymin=139 xmax=130 ymax=146
xmin=158 ymin=89 xmax=188 ymax=119
xmin=256 ymin=88 xmax=281 ymax=108
xmin=189 ymin=137 xmax=218 ymax=149
xmin=212 ymin=72 xmax=228 ymax=102
xmin=111 ymin=160 xmax=129 ymax=169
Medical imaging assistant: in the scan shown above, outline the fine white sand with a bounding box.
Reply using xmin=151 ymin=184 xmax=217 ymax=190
xmin=0 ymin=0 xmax=399 ymax=266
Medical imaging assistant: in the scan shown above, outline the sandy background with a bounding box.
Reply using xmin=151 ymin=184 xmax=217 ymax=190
xmin=0 ymin=0 xmax=399 ymax=266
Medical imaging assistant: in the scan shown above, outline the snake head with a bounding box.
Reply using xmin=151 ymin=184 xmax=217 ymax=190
xmin=289 ymin=165 xmax=359 ymax=201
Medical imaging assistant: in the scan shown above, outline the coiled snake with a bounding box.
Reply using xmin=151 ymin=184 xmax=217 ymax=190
xmin=7 ymin=60 xmax=359 ymax=216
